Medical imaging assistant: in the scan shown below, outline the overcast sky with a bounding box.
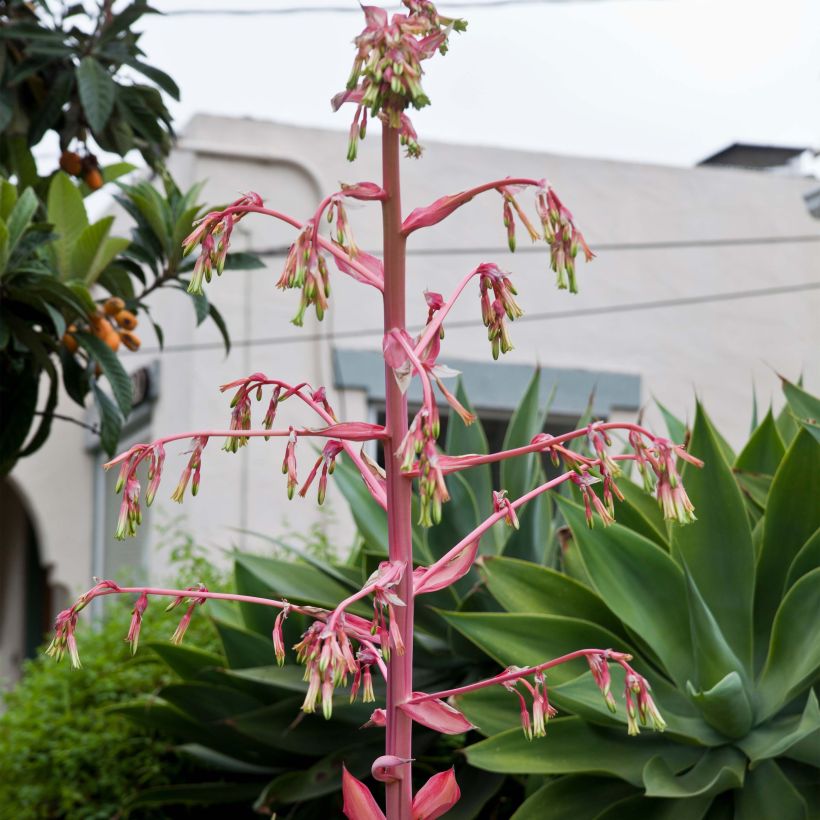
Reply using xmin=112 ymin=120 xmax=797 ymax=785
xmin=139 ymin=0 xmax=820 ymax=168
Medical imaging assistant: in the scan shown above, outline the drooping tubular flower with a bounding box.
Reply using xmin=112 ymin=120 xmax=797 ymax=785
xmin=299 ymin=439 xmax=345 ymax=504
xmin=126 ymin=592 xmax=149 ymax=655
xmin=493 ymin=489 xmax=519 ymax=529
xmin=569 ymin=471 xmax=614 ymax=528
xmin=166 ymin=584 xmax=208 ymax=646
xmin=476 ymin=263 xmax=522 ymax=360
xmin=501 ymin=668 xmax=557 ymax=740
xmin=282 ymin=427 xmax=299 ymax=500
xmin=277 ymin=219 xmax=331 ymax=326
xmin=499 ymin=184 xmax=541 ymax=252
xmin=651 ymin=437 xmax=703 ymax=525
xmin=536 ymin=185 xmax=594 ymax=293
xmin=183 ymin=192 xmax=264 ymax=294
xmin=332 ymin=0 xmax=466 ymax=160
xmin=364 ymin=560 xmax=407 ymax=659
xmin=171 ymin=436 xmax=209 ymax=503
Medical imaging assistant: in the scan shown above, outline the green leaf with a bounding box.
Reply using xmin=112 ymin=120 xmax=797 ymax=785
xmin=75 ymin=332 xmax=133 ymax=416
xmin=557 ymin=497 xmax=692 ymax=687
xmin=642 ymin=747 xmax=746 ymax=798
xmin=781 ymin=376 xmax=820 ymax=444
xmin=176 ymin=744 xmax=276 ymax=775
xmin=670 ymin=403 xmax=754 ymax=670
xmin=480 ymin=555 xmax=624 ymax=637
xmin=500 ymin=369 xmax=547 ymax=502
xmin=785 ymin=527 xmax=820 ymax=591
xmin=207 ymin=301 xmax=231 ymax=355
xmin=456 ymin=684 xmax=523 ymax=736
xmin=612 ymin=477 xmax=669 ymax=549
xmin=0 ymin=365 xmax=38 ymax=474
xmin=734 ymin=408 xmax=785 ymax=475
xmin=123 ymin=57 xmax=181 ymax=100
xmin=76 ymin=57 xmax=116 ymax=132
xmin=735 ymin=760 xmax=808 ymax=820
xmin=148 ymin=643 xmax=224 ymax=680
xmin=334 ymin=456 xmax=387 ymax=554
xmin=757 ymin=568 xmax=820 ymax=720
xmin=754 ymin=429 xmax=820 ymax=660
xmin=47 ymin=172 xmax=89 ymax=277
xmin=159 ymin=682 xmax=263 ymax=724
xmin=91 ymin=381 xmax=123 ymax=457
xmin=654 ymin=396 xmax=687 ymax=443
xmin=126 ymin=782 xmax=264 ymax=808
xmin=510 ymin=774 xmax=636 ymax=820
xmin=464 ymin=717 xmax=701 ymax=785
xmin=438 ymin=610 xmax=639 ymax=685
xmin=595 ymin=795 xmax=713 ymax=820
xmin=70 ymin=216 xmax=130 ymax=284
xmin=212 ymin=618 xmax=275 ymax=669
xmin=739 ymin=690 xmax=820 ymax=767
xmin=441 ymin=767 xmax=504 ymax=820
xmin=683 ymin=565 xmax=749 ymax=695
xmin=685 ymin=672 xmax=754 ymax=739
xmin=6 ymin=187 xmax=37 ymax=257
xmin=502 ymin=475 xmax=553 ymax=564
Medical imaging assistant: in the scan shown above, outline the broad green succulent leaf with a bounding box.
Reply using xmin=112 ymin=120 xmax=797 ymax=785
xmin=654 ymin=396 xmax=687 ymax=444
xmin=438 ymin=611 xmax=641 ymax=685
xmin=456 ymin=684 xmax=524 ymax=736
xmin=510 ymin=774 xmax=637 ymax=820
xmin=464 ymin=717 xmax=701 ymax=785
xmin=757 ymin=568 xmax=820 ymax=720
xmin=670 ymin=403 xmax=754 ymax=671
xmin=479 ymin=556 xmax=624 ymax=637
xmin=222 ymin=665 xmax=319 ymax=696
xmin=125 ymin=782 xmax=267 ymax=809
xmin=754 ymin=429 xmax=820 ymax=661
xmin=734 ymin=408 xmax=785 ymax=475
xmin=499 ymin=369 xmax=548 ymax=503
xmin=786 ymin=527 xmax=820 ymax=591
xmin=147 ymin=643 xmax=224 ymax=680
xmin=177 ymin=744 xmax=277 ymax=775
xmin=333 ymin=456 xmax=388 ymax=554
xmin=159 ymin=682 xmax=263 ymax=724
xmin=686 ymin=672 xmax=754 ymax=739
xmin=739 ymin=691 xmax=820 ymax=767
xmin=502 ymin=478 xmax=552 ymax=564
xmin=683 ymin=567 xmax=750 ymax=694
xmin=552 ymin=670 xmax=724 ymax=747
xmin=612 ymin=477 xmax=670 ymax=549
xmin=445 ymin=379 xmax=496 ymax=544
xmin=781 ymin=377 xmax=820 ymax=444
xmin=558 ymin=497 xmax=693 ymax=688
xmin=213 ymin=618 xmax=278 ymax=669
xmin=734 ymin=760 xmax=808 ymax=820
xmin=595 ymin=794 xmax=713 ymax=820
xmin=642 ymin=747 xmax=746 ymax=798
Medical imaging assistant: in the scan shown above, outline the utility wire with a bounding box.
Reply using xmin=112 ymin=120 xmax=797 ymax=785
xmin=246 ymin=233 xmax=820 ymax=259
xmin=139 ymin=280 xmax=820 ymax=355
xmin=165 ymin=1 xmax=624 ymax=17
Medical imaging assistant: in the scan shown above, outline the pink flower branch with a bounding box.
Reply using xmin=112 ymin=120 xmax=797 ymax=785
xmin=401 ymin=177 xmax=543 ymax=236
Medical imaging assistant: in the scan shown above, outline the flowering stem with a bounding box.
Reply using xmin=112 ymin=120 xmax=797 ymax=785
xmin=412 ymin=268 xmax=481 ymax=357
xmin=407 ymin=648 xmax=632 ymax=703
xmin=382 ymin=124 xmax=415 ymax=819
xmin=413 ymin=422 xmax=662 ymax=477
xmin=214 ymin=203 xmax=384 ymax=291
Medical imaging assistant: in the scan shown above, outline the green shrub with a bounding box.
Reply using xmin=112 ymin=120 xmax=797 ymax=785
xmin=0 ymin=539 xmax=222 ymax=819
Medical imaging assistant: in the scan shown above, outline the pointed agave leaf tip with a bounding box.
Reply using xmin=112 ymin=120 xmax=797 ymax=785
xmin=342 ymin=765 xmax=385 ymax=820
xmin=412 ymin=768 xmax=461 ymax=820
xmin=400 ymin=695 xmax=475 ymax=735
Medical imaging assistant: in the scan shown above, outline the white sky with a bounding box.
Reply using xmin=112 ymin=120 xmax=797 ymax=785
xmin=139 ymin=0 xmax=820 ymax=167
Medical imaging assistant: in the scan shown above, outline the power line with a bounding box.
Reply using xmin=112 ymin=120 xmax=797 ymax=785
xmin=246 ymin=233 xmax=820 ymax=259
xmin=139 ymin=280 xmax=820 ymax=355
xmin=165 ymin=1 xmax=623 ymax=17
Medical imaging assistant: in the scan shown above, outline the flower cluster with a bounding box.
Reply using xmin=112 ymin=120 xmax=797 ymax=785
xmin=499 ymin=184 xmax=540 ymax=252
xmin=536 ymin=185 xmax=595 ymax=293
xmin=299 ymin=439 xmax=344 ymax=504
xmin=477 ymin=262 xmax=522 ymax=359
xmin=277 ymin=219 xmax=331 ymax=325
xmin=503 ymin=669 xmax=558 ymax=740
xmin=183 ymin=192 xmax=263 ymax=294
xmin=171 ymin=436 xmax=209 ymax=503
xmin=587 ymin=653 xmax=666 ymax=735
xmin=333 ymin=1 xmax=466 ymax=159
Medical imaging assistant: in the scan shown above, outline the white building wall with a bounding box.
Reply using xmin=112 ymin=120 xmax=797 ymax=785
xmin=11 ymin=115 xmax=820 ymax=605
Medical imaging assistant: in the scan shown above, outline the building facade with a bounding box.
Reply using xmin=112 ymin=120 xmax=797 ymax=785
xmin=3 ymin=116 xmax=819 ymax=680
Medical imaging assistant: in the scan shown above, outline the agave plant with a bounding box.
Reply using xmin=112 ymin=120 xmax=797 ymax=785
xmin=114 ymin=371 xmax=568 ymax=817
xmin=451 ymin=378 xmax=820 ymax=819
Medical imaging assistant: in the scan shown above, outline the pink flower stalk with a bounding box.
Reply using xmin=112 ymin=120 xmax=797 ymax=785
xmin=282 ymin=427 xmax=299 ymax=500
xmin=89 ymin=6 xmax=705 ymax=816
xmin=126 ymin=592 xmax=149 ymax=655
